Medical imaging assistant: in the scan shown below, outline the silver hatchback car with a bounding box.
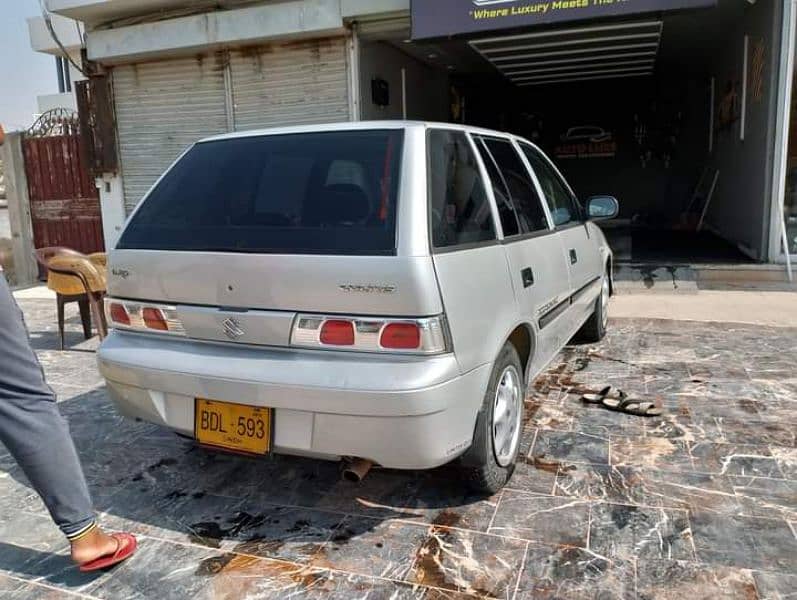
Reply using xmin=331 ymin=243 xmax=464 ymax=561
xmin=98 ymin=121 xmax=617 ymax=492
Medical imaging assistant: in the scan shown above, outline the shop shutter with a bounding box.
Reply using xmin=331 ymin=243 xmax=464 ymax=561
xmin=113 ymin=55 xmax=228 ymax=213
xmin=229 ymin=38 xmax=350 ymax=131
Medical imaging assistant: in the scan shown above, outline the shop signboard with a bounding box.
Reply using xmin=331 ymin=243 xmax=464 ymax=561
xmin=412 ymin=0 xmax=717 ymax=40
xmin=554 ymin=125 xmax=617 ymax=159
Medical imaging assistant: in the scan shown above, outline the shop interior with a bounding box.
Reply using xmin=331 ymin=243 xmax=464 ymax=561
xmin=359 ymin=1 xmax=769 ymax=264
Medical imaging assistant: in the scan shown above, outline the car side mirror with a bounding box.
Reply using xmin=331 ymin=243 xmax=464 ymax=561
xmin=587 ymin=196 xmax=619 ymax=221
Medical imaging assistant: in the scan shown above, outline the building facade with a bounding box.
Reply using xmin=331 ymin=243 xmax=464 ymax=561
xmin=26 ymin=0 xmax=796 ymax=268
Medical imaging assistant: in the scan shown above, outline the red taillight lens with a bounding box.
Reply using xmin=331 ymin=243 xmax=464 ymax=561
xmin=109 ymin=302 xmax=131 ymax=326
xmin=320 ymin=320 xmax=355 ymax=345
xmin=380 ymin=323 xmax=421 ymax=349
xmin=142 ymin=307 xmax=168 ymax=331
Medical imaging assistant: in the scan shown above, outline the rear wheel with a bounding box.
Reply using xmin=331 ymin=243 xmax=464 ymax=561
xmin=578 ymin=270 xmax=610 ymax=343
xmin=461 ymin=342 xmax=524 ymax=494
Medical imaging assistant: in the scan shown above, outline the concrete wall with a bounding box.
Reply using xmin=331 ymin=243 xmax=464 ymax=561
xmin=46 ymin=0 xmax=410 ymax=27
xmin=27 ymin=14 xmax=82 ymax=55
xmin=359 ymin=41 xmax=448 ymax=121
xmin=86 ymin=0 xmax=345 ymax=63
xmin=705 ymin=1 xmax=782 ymax=260
xmin=0 ymin=134 xmax=38 ymax=286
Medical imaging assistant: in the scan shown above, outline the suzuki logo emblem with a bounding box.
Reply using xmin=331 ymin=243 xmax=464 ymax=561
xmin=222 ymin=317 xmax=245 ymax=340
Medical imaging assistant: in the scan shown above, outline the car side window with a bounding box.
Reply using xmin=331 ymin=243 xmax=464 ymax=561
xmin=520 ymin=144 xmax=582 ymax=227
xmin=427 ymin=129 xmax=497 ymax=248
xmin=480 ymin=137 xmax=549 ymax=234
xmin=474 ymin=138 xmax=520 ymax=237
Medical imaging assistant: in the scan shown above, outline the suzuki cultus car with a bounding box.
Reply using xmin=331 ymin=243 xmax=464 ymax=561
xmin=98 ymin=121 xmax=617 ymax=492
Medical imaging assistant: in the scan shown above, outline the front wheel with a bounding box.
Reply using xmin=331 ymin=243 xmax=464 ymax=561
xmin=578 ymin=271 xmax=610 ymax=343
xmin=460 ymin=343 xmax=525 ymax=494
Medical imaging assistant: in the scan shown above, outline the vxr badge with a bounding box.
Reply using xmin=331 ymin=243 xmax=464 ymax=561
xmin=221 ymin=317 xmax=245 ymax=340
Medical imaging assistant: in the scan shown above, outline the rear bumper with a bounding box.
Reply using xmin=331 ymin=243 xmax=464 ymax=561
xmin=97 ymin=331 xmax=490 ymax=469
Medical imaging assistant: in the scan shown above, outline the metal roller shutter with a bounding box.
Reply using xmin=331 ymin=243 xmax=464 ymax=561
xmin=113 ymin=55 xmax=228 ymax=213
xmin=230 ymin=38 xmax=350 ymax=131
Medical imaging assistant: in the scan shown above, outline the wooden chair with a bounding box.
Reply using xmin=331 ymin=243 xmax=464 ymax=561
xmin=34 ymin=247 xmax=108 ymax=350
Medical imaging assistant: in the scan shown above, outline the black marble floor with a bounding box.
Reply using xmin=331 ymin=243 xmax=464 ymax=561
xmin=1 ymin=297 xmax=795 ymax=599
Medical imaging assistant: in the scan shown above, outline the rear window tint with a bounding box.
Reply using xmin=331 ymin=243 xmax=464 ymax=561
xmin=427 ymin=129 xmax=496 ymax=249
xmin=117 ymin=130 xmax=404 ymax=255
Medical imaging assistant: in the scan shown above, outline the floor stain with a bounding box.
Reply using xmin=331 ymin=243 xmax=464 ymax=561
xmin=148 ymin=458 xmax=178 ymax=471
xmin=188 ymin=511 xmax=268 ymax=548
xmin=638 ymin=266 xmax=658 ymax=289
xmin=189 ymin=522 xmax=226 ymax=548
xmin=128 ymin=457 xmax=180 ymax=483
xmin=522 ymin=455 xmax=576 ymax=474
xmin=164 ymin=490 xmax=188 ymax=501
xmin=195 ymin=553 xmax=235 ymax=576
xmin=330 ymin=527 xmax=356 ymax=544
xmin=286 ymin=519 xmax=311 ymax=533
xmin=432 ymin=510 xmax=462 ymax=529
xmin=413 ymin=531 xmax=452 ymax=590
xmin=234 ymin=538 xmax=285 ymax=556
xmin=666 ymin=266 xmax=679 ymax=289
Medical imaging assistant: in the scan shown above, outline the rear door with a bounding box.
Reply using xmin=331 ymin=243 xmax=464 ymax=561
xmin=472 ymin=135 xmax=572 ymax=367
xmin=520 ymin=143 xmax=603 ymax=328
xmin=425 ymin=128 xmax=518 ymax=373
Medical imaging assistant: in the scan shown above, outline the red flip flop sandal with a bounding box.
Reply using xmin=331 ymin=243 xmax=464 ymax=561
xmin=78 ymin=533 xmax=137 ymax=572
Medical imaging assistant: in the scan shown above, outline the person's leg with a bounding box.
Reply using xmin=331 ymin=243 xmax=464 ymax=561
xmin=0 ymin=275 xmax=126 ymax=564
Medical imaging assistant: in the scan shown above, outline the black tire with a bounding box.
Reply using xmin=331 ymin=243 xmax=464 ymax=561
xmin=460 ymin=342 xmax=524 ymax=494
xmin=577 ymin=271 xmax=610 ymax=343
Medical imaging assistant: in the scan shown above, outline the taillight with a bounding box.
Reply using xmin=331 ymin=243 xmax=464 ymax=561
xmin=292 ymin=315 xmax=449 ymax=354
xmin=320 ymin=320 xmax=355 ymax=346
xmin=142 ymin=307 xmax=168 ymax=331
xmin=380 ymin=323 xmax=420 ymax=349
xmin=104 ymin=299 xmax=185 ymax=336
xmin=109 ymin=302 xmax=131 ymax=326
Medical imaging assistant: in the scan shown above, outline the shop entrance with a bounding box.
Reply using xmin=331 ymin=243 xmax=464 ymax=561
xmin=359 ymin=1 xmax=764 ymax=264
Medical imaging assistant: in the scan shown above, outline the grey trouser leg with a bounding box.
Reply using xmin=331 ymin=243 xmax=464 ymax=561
xmin=0 ymin=275 xmax=96 ymax=540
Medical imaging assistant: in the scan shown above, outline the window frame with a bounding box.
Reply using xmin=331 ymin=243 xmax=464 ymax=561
xmin=474 ymin=135 xmax=523 ymax=239
xmin=477 ymin=135 xmax=554 ymax=239
xmin=471 ymin=134 xmax=556 ymax=245
xmin=426 ymin=127 xmax=501 ymax=254
xmin=518 ymin=141 xmax=585 ymax=231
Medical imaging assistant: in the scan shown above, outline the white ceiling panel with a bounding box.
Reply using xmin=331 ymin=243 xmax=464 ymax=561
xmin=470 ymin=20 xmax=662 ymax=86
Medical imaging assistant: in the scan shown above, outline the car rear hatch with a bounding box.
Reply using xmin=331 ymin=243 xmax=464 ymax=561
xmin=107 ymin=127 xmax=445 ymax=349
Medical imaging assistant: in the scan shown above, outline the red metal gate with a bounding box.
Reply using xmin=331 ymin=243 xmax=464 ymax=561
xmin=22 ymin=112 xmax=104 ymax=255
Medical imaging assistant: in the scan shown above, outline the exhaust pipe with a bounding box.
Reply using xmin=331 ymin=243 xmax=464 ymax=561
xmin=342 ymin=458 xmax=373 ymax=482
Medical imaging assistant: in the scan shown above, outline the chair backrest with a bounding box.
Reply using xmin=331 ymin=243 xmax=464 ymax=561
xmin=35 ymin=247 xmax=85 ymax=271
xmin=35 ymin=247 xmax=106 ymax=295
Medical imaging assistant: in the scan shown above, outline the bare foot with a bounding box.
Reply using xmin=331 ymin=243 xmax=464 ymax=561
xmin=70 ymin=527 xmax=120 ymax=565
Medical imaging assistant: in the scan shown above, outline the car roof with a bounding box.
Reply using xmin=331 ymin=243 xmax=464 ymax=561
xmin=198 ymin=120 xmax=519 ymax=144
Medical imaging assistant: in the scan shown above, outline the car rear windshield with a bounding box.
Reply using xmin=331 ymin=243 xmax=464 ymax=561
xmin=117 ymin=130 xmax=404 ymax=255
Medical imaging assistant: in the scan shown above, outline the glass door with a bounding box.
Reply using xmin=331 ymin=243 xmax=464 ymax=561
xmin=773 ymin=0 xmax=797 ymax=262
xmin=784 ymin=20 xmax=797 ymax=256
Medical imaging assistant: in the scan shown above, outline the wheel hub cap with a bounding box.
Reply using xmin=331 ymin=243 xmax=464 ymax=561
xmin=492 ymin=366 xmax=522 ymax=467
xmin=601 ymin=276 xmax=610 ymax=330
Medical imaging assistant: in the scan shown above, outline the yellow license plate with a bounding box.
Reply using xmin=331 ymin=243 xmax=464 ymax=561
xmin=195 ymin=399 xmax=271 ymax=455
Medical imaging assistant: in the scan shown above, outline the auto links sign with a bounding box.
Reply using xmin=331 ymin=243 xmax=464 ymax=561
xmin=411 ymin=0 xmax=716 ymax=39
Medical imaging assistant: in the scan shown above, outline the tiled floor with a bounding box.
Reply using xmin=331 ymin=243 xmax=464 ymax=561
xmin=1 ymin=297 xmax=795 ymax=599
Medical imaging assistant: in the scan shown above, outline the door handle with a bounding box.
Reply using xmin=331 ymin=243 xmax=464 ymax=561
xmin=521 ymin=267 xmax=534 ymax=288
xmin=569 ymin=249 xmax=578 ymax=265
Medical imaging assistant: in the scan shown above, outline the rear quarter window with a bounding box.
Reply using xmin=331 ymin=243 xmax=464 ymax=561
xmin=117 ymin=130 xmax=404 ymax=255
xmin=427 ymin=129 xmax=496 ymax=249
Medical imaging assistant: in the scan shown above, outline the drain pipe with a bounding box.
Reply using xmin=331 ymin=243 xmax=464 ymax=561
xmin=342 ymin=458 xmax=373 ymax=482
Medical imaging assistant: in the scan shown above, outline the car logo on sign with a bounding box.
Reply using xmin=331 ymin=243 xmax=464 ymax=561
xmin=222 ymin=317 xmax=245 ymax=340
